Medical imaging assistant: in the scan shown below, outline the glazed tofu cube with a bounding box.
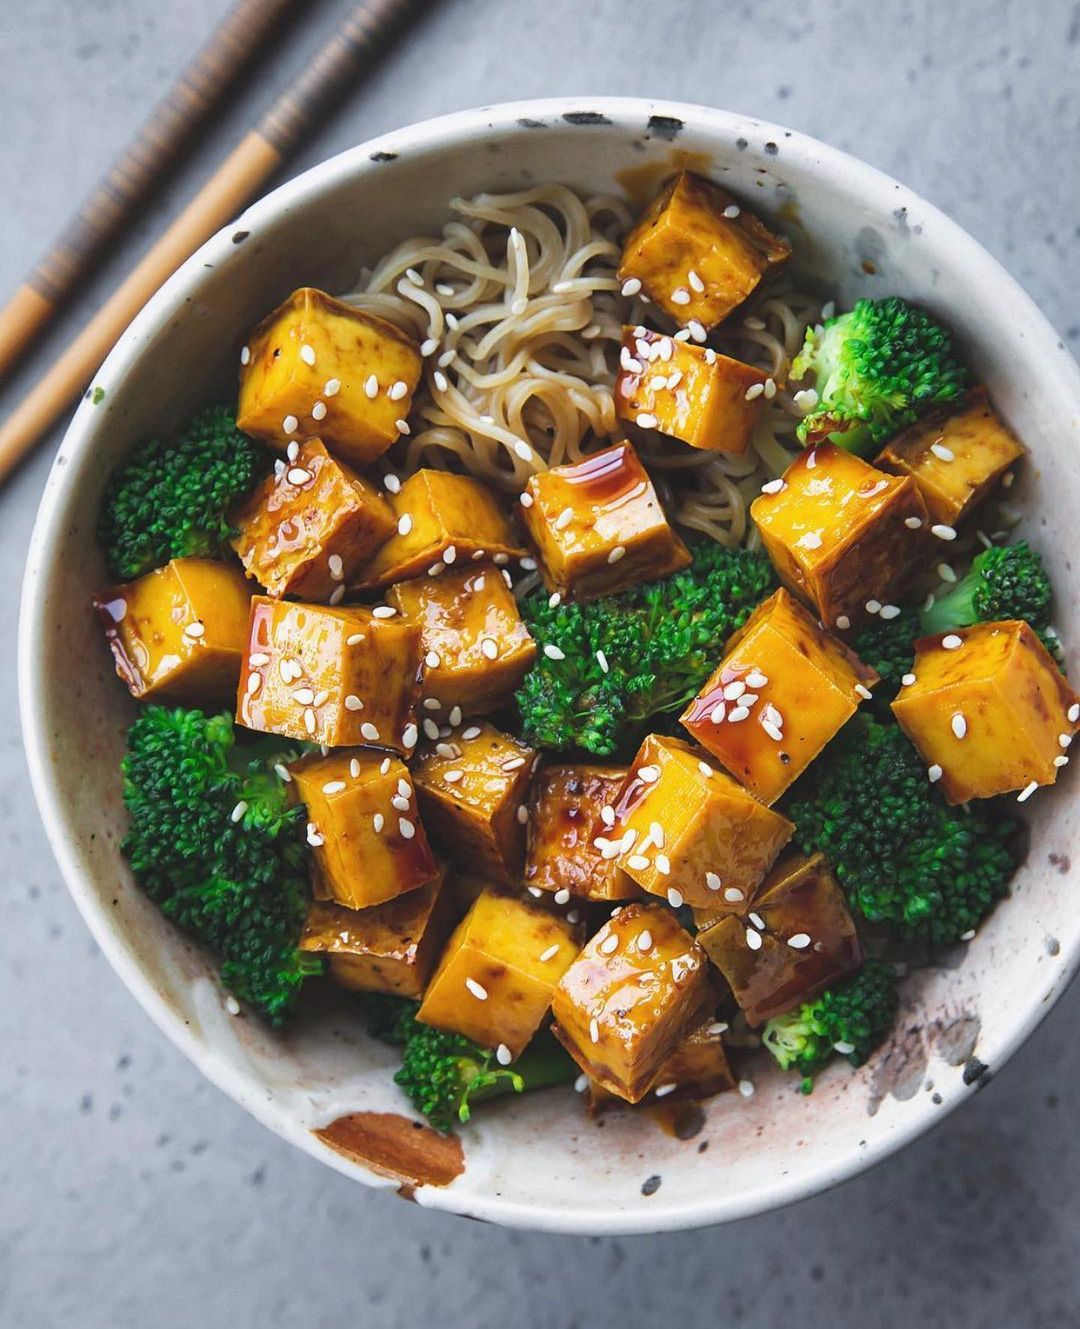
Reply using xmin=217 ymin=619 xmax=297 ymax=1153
xmin=525 ymin=764 xmax=640 ymax=903
xmin=355 ymin=470 xmax=527 ymax=589
xmin=298 ymin=872 xmax=453 ymax=997
xmin=750 ymin=442 xmax=929 ymax=631
xmin=891 ymin=620 xmax=1079 ymax=804
xmin=613 ymin=735 xmax=793 ymax=910
xmin=618 ymin=171 xmax=791 ymax=330
xmin=237 ymin=597 xmax=419 ymax=751
xmin=94 ymin=556 xmax=251 ymax=705
xmin=236 ymin=287 xmax=421 ymax=467
xmin=615 ymin=326 xmax=767 ymax=453
xmin=230 ymin=438 xmax=395 ymax=599
xmin=387 ymin=563 xmax=536 ymax=713
xmin=521 ymin=442 xmax=690 ymax=599
xmin=289 ymin=750 xmax=439 ymax=909
xmin=551 ymin=903 xmax=713 ymax=1103
xmin=875 ymin=387 xmax=1025 ymax=527
xmin=413 ymin=722 xmax=536 ymax=882
xmin=417 ymin=889 xmax=579 ymax=1057
xmin=680 ymin=588 xmax=878 ymax=803
xmin=696 ymin=852 xmax=862 ymax=1025
xmin=648 ymin=1020 xmax=736 ymax=1103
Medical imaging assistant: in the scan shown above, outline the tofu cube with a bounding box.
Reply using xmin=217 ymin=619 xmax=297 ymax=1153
xmin=750 ymin=442 xmax=929 ymax=631
xmin=387 ymin=563 xmax=536 ymax=713
xmin=875 ymin=387 xmax=1025 ymax=527
xmin=289 ymin=750 xmax=439 ymax=909
xmin=613 ymin=735 xmax=793 ymax=910
xmin=237 ymin=597 xmax=419 ymax=751
xmin=584 ymin=1019 xmax=735 ymax=1113
xmin=355 ymin=470 xmax=527 ymax=589
xmin=551 ymin=903 xmax=713 ymax=1103
xmin=236 ymin=287 xmax=421 ymax=467
xmin=524 ymin=764 xmax=640 ymax=903
xmin=230 ymin=438 xmax=395 ymax=599
xmin=298 ymin=872 xmax=453 ymax=997
xmin=618 ymin=171 xmax=791 ymax=330
xmin=615 ymin=326 xmax=768 ymax=453
xmin=696 ymin=852 xmax=862 ymax=1025
xmin=521 ymin=442 xmax=690 ymax=599
xmin=412 ymin=722 xmax=536 ymax=882
xmin=417 ymin=889 xmax=579 ymax=1057
xmin=94 ymin=556 xmax=251 ymax=705
xmin=891 ymin=620 xmax=1080 ymax=803
xmin=681 ymin=588 xmax=878 ymax=803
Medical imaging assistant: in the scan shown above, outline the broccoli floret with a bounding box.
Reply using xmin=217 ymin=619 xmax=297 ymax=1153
xmin=365 ymin=996 xmax=578 ymax=1132
xmin=793 ymin=297 xmax=967 ymax=455
xmin=121 ymin=706 xmax=321 ymax=1023
xmin=99 ymin=405 xmax=266 ymax=580
xmin=762 ymin=960 xmax=899 ymax=1092
xmin=921 ymin=541 xmax=1054 ymax=649
xmin=516 ymin=540 xmax=777 ymax=757
xmin=784 ymin=717 xmax=1022 ymax=946
xmin=850 ymin=603 xmax=920 ymax=703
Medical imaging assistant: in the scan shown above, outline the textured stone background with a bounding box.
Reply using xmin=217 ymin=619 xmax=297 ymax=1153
xmin=1 ymin=2 xmax=1078 ymax=1325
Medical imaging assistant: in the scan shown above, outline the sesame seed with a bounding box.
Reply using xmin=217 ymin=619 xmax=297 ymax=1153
xmin=607 ymin=545 xmax=627 ymax=564
xmin=744 ymin=382 xmax=765 ymax=401
xmin=539 ymin=943 xmax=560 ymax=962
xmin=516 ymin=804 xmax=529 ymax=826
xmin=835 ymin=615 xmax=851 ymax=630
xmin=710 ymin=702 xmax=726 ymax=724
xmin=928 ymin=764 xmax=943 ymax=783
xmin=687 ymin=268 xmax=705 ymax=293
xmin=723 ymin=886 xmax=744 ymax=903
xmin=552 ymin=888 xmax=571 ymax=906
xmin=670 ymin=287 xmax=691 ymax=305
xmin=396 ymin=513 xmax=413 ymax=537
xmin=620 ymin=276 xmax=643 ymax=296
xmin=797 ymin=531 xmax=822 ymax=549
xmin=687 ymin=319 xmax=707 ymax=343
xmin=303 ymin=708 xmax=316 ymax=735
xmin=519 ymin=491 xmax=534 ymax=511
xmin=443 ymin=769 xmax=463 ymax=783
xmin=723 ymin=204 xmax=741 ymax=219
xmin=723 ymin=679 xmax=746 ymax=701
xmin=432 ymin=369 xmax=449 ymax=393
xmin=599 ymin=933 xmax=619 ymax=955
xmin=287 ymin=467 xmax=312 ymax=486
xmin=299 ymin=343 xmax=316 ymax=367
xmin=306 ymin=822 xmax=324 ymax=847
xmin=462 ymin=726 xmax=481 ymax=740
xmin=942 ymin=634 xmax=963 ymax=650
xmin=760 ymin=478 xmax=786 ymax=495
xmin=311 ymin=400 xmax=329 ymax=423
xmin=1061 ymin=733 xmax=1074 ymax=748
xmin=389 ymin=379 xmax=409 ymax=401
xmin=649 ymin=821 xmax=665 ymax=849
xmin=322 ymin=780 xmax=347 ymax=796
xmin=442 ymin=545 xmax=457 ymax=565
xmin=239 ymin=345 xmax=251 ymax=365
xmin=762 ymin=718 xmax=783 ymax=741
xmin=589 ymin=1017 xmax=600 ymax=1043
xmin=380 ymin=757 xmax=391 ymax=774
xmin=901 ymin=673 xmax=917 ymax=687
xmin=372 ymin=606 xmax=396 ymax=618
xmin=391 ymin=795 xmax=410 ymax=811
xmin=286 ymin=440 xmax=300 ymax=463
xmin=865 ymin=599 xmax=882 ymax=615
xmin=435 ymin=742 xmax=455 ymax=757
xmin=787 ymin=932 xmax=811 ymax=950
xmin=1054 ymin=755 xmax=1069 ymax=768
xmin=764 ymin=377 xmax=777 ymax=399
xmin=398 ymin=817 xmax=415 ymax=839
xmin=931 ymin=523 xmax=958 ymax=541
xmin=748 ymin=911 xmax=765 ymax=930
xmin=282 ymin=414 xmax=299 ymax=434
xmin=654 ymin=1082 xmax=677 ymax=1099
xmin=274 ymin=763 xmax=291 ymax=783
xmin=698 ymin=761 xmax=713 ymax=778
xmin=360 ymin=722 xmax=380 ymax=741
xmin=745 ymin=927 xmax=762 ymax=950
xmin=1070 ymin=704 xmax=1080 ymax=723
xmin=727 ymin=705 xmax=751 ymax=723
xmin=879 ymin=604 xmax=901 ymax=620
xmin=930 ymin=442 xmax=955 ymax=462
xmin=667 ymin=887 xmax=684 ymax=908
xmin=746 ymin=670 xmax=769 ymax=689
xmin=627 ymin=854 xmax=650 ymax=871
xmin=323 ymin=378 xmax=341 ymax=397
xmin=230 ymin=800 xmax=248 ymax=823
xmin=904 ymin=516 xmax=924 ymax=530
xmin=346 ymin=633 xmax=365 ymax=646
xmin=422 ymin=718 xmax=440 ymax=740
xmin=544 ymin=643 xmax=566 ymax=661
xmin=937 ymin=562 xmax=957 ymax=584
xmin=637 ymin=765 xmax=659 ymax=784
xmin=465 ymin=977 xmax=488 ymax=1001
xmin=833 ymin=1040 xmax=857 ymax=1056
xmin=420 ymin=338 xmax=438 ymax=358
xmin=854 ymin=683 xmax=873 ymax=701
xmin=793 ymin=387 xmax=818 ymax=411
xmin=183 ymin=621 xmax=206 ymax=640
xmin=402 ymin=723 xmax=418 ymax=749
xmin=654 ymin=853 xmax=672 ymax=876
xmin=951 ymin=712 xmax=968 ymax=739
xmin=344 ymin=694 xmax=363 ymax=711
xmin=326 ymin=553 xmax=344 ymax=582
xmin=448 ymin=705 xmax=462 ymax=727
xmin=1017 ymin=780 xmax=1039 ymax=803
xmin=554 ymin=506 xmax=573 ymax=531
xmin=636 ymin=413 xmax=659 ymax=431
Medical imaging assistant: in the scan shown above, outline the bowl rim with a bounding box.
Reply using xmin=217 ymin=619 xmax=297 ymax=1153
xmin=19 ymin=95 xmax=1080 ymax=1235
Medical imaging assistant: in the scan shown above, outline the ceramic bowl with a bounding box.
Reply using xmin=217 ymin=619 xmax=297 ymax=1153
xmin=19 ymin=98 xmax=1080 ymax=1234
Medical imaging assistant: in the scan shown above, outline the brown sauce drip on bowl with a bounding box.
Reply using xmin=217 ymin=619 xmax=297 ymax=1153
xmin=314 ymin=1111 xmax=465 ymax=1192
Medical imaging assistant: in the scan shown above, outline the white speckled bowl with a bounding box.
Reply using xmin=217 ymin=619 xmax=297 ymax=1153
xmin=19 ymin=98 xmax=1080 ymax=1234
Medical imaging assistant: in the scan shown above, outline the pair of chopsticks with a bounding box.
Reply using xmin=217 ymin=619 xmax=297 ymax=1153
xmin=0 ymin=0 xmax=431 ymax=486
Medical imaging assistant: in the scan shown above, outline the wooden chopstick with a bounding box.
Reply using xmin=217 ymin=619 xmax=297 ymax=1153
xmin=0 ymin=0 xmax=299 ymax=383
xmin=0 ymin=0 xmax=431 ymax=487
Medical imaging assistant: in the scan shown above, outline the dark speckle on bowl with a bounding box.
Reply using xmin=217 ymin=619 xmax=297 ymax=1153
xmin=1046 ymin=935 xmax=1061 ymax=957
xmin=231 ymin=230 xmax=249 ymax=244
xmin=646 ymin=115 xmax=684 ymax=142
xmin=370 ymin=151 xmax=398 ymax=162
xmin=962 ymin=1057 xmax=991 ymax=1088
xmin=735 ymin=137 xmax=748 ymax=150
xmin=764 ymin=140 xmax=779 ymax=156
xmin=640 ymin=1174 xmax=662 ymax=1196
xmin=1048 ymin=851 xmax=1070 ymax=875
xmin=516 ymin=117 xmax=546 ymax=130
xmin=562 ymin=111 xmax=612 ymax=127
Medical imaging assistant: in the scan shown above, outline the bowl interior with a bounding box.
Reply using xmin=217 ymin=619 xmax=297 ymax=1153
xmin=21 ymin=100 xmax=1080 ymax=1233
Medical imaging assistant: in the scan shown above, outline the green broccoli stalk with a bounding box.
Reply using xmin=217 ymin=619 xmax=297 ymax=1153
xmin=762 ymin=960 xmax=899 ymax=1092
xmin=99 ymin=404 xmax=266 ymax=580
xmin=793 ymin=296 xmax=967 ymax=455
xmin=365 ymin=996 xmax=578 ymax=1133
xmin=516 ymin=540 xmax=777 ymax=757
xmin=850 ymin=603 xmax=920 ymax=703
xmin=121 ymin=706 xmax=321 ymax=1024
xmin=784 ymin=717 xmax=1022 ymax=946
xmin=921 ymin=542 xmax=1055 ymax=654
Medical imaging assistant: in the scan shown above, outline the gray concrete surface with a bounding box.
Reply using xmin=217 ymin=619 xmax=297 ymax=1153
xmin=2 ymin=2 xmax=1079 ymax=1325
